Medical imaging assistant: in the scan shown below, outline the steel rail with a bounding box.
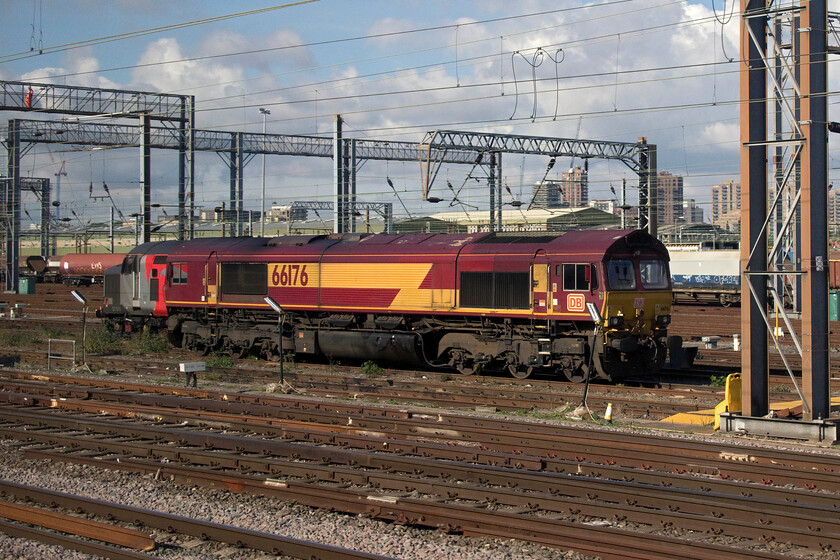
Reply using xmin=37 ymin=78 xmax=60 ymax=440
xmin=3 ymin=398 xmax=836 ymax=529
xmin=0 ymin=462 xmax=794 ymax=560
xmin=1 ymin=383 xmax=839 ymax=489
xmin=0 ymin=500 xmax=154 ymax=551
xmin=19 ymin=432 xmax=840 ymax=552
xmin=0 ymin=519 xmax=157 ymax=560
xmin=0 ymin=375 xmax=718 ymax=420
xmin=0 ymin=480 xmax=395 ymax=560
xmin=0 ymin=367 xmax=726 ymax=411
xmin=6 ymin=416 xmax=836 ymax=512
xmin=3 ymin=398 xmax=831 ymax=556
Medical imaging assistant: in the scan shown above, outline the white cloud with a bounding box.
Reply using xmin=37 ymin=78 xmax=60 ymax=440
xmin=697 ymin=121 xmax=739 ymax=150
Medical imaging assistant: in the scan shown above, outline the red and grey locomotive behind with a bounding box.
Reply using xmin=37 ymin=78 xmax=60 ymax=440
xmin=109 ymin=229 xmax=670 ymax=382
xmin=98 ymin=240 xmax=180 ymax=332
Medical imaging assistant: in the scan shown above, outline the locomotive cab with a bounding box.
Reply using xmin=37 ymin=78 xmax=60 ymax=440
xmin=593 ymin=251 xmax=671 ymax=380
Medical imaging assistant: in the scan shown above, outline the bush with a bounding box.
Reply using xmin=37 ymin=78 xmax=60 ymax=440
xmin=37 ymin=326 xmax=71 ymax=340
xmin=86 ymin=326 xmax=122 ymax=355
xmin=361 ymin=360 xmax=384 ymax=376
xmin=127 ymin=330 xmax=170 ymax=355
xmin=206 ymin=352 xmax=235 ymax=368
xmin=0 ymin=332 xmax=29 ymax=348
xmin=709 ymin=375 xmax=727 ymax=387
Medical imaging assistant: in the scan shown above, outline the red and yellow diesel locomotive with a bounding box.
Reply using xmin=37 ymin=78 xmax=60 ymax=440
xmin=117 ymin=229 xmax=672 ymax=382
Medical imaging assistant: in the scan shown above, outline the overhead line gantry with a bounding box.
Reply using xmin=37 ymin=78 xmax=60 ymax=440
xmin=419 ymin=130 xmax=657 ymax=235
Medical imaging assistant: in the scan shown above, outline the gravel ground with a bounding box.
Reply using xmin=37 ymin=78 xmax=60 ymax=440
xmin=0 ymin=439 xmax=594 ymax=560
xmin=2 ymin=366 xmax=840 ymax=559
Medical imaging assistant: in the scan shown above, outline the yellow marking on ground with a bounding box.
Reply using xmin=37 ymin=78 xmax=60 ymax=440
xmin=662 ymin=371 xmax=840 ymax=428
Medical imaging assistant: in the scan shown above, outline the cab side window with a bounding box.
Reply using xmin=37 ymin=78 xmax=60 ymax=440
xmin=171 ymin=262 xmax=188 ymax=285
xmin=558 ymin=263 xmax=598 ymax=291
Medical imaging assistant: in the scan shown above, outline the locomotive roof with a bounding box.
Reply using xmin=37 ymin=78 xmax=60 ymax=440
xmin=164 ymin=229 xmax=667 ymax=260
xmin=128 ymin=239 xmax=185 ymax=256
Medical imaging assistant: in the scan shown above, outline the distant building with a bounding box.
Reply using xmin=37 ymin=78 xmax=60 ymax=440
xmin=560 ymin=165 xmax=588 ymax=208
xmin=657 ymin=171 xmax=684 ymax=226
xmin=589 ymin=199 xmax=616 ymax=214
xmin=711 ymin=180 xmax=740 ymax=231
xmin=531 ymin=165 xmax=588 ymax=209
xmin=589 ymin=199 xmax=638 ymax=228
xmin=423 ymin=206 xmax=619 ymax=233
xmin=829 ymin=188 xmax=840 ymax=238
xmin=531 ymin=180 xmax=563 ymax=208
xmin=269 ymin=205 xmax=308 ymax=222
xmin=682 ymin=199 xmax=704 ymax=224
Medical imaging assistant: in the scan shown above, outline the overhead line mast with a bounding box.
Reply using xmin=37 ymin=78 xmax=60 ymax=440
xmin=734 ymin=0 xmax=837 ymax=440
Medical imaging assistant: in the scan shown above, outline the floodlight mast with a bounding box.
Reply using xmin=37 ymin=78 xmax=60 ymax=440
xmin=586 ymin=302 xmax=602 ymax=323
xmin=70 ymin=290 xmax=87 ymax=305
xmin=264 ymin=296 xmax=285 ymax=383
xmin=264 ymin=296 xmax=283 ymax=314
xmin=70 ymin=289 xmax=89 ymax=371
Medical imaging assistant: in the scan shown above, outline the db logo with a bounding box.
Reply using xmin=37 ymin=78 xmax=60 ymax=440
xmin=567 ymin=293 xmax=585 ymax=312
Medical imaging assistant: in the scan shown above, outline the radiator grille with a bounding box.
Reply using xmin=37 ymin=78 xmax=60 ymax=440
xmin=459 ymin=271 xmax=530 ymax=309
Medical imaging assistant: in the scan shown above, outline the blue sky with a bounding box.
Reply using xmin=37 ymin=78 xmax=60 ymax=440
xmin=1 ymin=0 xmax=838 ymax=230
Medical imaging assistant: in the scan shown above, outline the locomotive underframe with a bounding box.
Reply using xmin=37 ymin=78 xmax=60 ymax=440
xmin=168 ymin=307 xmax=666 ymax=382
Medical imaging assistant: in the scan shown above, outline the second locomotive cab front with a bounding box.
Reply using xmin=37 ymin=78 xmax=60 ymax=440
xmin=159 ymin=229 xmax=671 ymax=383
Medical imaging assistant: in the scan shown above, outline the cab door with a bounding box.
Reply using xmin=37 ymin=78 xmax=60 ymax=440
xmin=205 ymin=252 xmax=218 ymax=305
xmin=125 ymin=255 xmax=141 ymax=309
xmin=531 ymin=250 xmax=551 ymax=317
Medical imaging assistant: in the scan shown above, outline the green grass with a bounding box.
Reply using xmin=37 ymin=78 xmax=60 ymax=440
xmin=0 ymin=332 xmax=30 ymax=348
xmin=85 ymin=326 xmax=123 ymax=355
xmin=709 ymin=375 xmax=727 ymax=387
xmin=126 ymin=330 xmax=170 ymax=355
xmin=361 ymin=360 xmax=384 ymax=376
xmin=206 ymin=352 xmax=235 ymax=368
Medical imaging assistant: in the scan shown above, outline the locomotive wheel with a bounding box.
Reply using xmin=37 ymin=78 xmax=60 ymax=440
xmin=457 ymin=361 xmax=476 ymax=375
xmin=507 ymin=364 xmax=534 ymax=379
xmin=259 ymin=340 xmax=281 ymax=362
xmin=561 ymin=368 xmax=586 ymax=383
xmin=182 ymin=333 xmax=200 ymax=355
xmin=447 ymin=348 xmax=476 ymax=375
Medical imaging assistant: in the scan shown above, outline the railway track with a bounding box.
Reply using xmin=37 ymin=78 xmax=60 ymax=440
xmin=4 ymin=284 xmax=840 ymax=384
xmin=1 ymin=286 xmax=839 ymax=558
xmin=0 ymin=480 xmax=391 ymax=560
xmin=0 ymin=374 xmax=837 ymax=559
xmin=0 ymin=363 xmax=723 ymax=422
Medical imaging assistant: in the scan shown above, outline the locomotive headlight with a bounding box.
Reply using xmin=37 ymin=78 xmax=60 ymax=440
xmin=608 ymin=316 xmax=624 ymax=328
xmin=656 ymin=314 xmax=671 ymax=326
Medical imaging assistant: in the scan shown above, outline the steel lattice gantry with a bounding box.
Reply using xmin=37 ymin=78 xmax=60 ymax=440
xmin=1 ymin=117 xmax=479 ymax=241
xmin=0 ymin=81 xmax=194 ymax=241
xmin=0 ymin=175 xmax=50 ymax=269
xmin=0 ymin=80 xmax=187 ymax=120
xmin=0 ymin=80 xmax=194 ymax=291
xmin=738 ymin=0 xmax=835 ymax=434
xmin=419 ymin=130 xmax=657 ymax=235
xmin=289 ymin=200 xmax=393 ymax=233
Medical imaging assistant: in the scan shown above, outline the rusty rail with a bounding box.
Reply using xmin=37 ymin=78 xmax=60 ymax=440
xmin=0 ymin=500 xmax=154 ymax=550
xmin=0 ymin=480 xmax=395 ymax=560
